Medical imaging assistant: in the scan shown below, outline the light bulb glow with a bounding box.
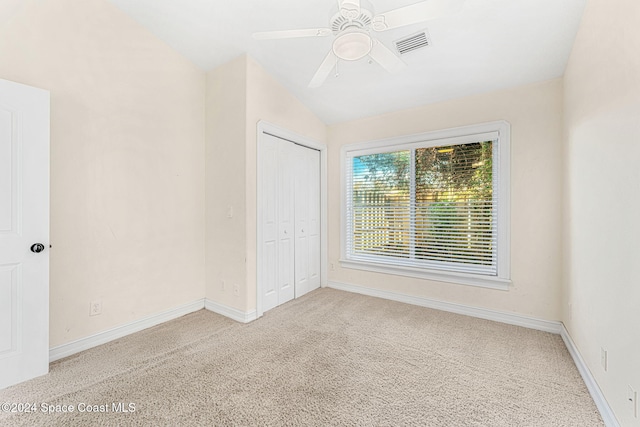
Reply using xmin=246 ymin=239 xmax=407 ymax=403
xmin=332 ymin=30 xmax=372 ymax=61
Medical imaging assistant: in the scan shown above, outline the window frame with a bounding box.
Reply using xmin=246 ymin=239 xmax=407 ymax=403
xmin=340 ymin=121 xmax=511 ymax=290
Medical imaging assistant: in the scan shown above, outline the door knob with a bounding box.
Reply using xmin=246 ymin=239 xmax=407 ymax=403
xmin=30 ymin=243 xmax=45 ymax=253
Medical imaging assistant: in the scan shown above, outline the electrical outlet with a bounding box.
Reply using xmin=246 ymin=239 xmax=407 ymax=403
xmin=600 ymin=348 xmax=608 ymax=372
xmin=221 ymin=280 xmax=226 ymax=291
xmin=330 ymin=263 xmax=335 ymax=271
xmin=629 ymin=385 xmax=638 ymax=418
xmin=233 ymin=283 xmax=239 ymax=296
xmin=90 ymin=300 xmax=102 ymax=316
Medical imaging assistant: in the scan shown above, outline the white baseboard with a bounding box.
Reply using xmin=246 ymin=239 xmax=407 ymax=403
xmin=328 ymin=281 xmax=562 ymax=333
xmin=560 ymin=325 xmax=620 ymax=427
xmin=205 ymin=299 xmax=257 ymax=323
xmin=49 ymin=299 xmax=205 ymax=362
xmin=49 ymin=298 xmax=257 ymax=363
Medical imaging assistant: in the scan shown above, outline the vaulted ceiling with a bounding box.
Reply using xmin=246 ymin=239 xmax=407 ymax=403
xmin=107 ymin=0 xmax=587 ymax=124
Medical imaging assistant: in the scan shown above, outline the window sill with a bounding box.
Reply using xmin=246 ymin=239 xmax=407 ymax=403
xmin=339 ymin=259 xmax=511 ymax=291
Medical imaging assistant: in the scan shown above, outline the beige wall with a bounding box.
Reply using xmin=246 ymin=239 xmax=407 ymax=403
xmin=204 ymin=55 xmax=326 ymax=312
xmin=563 ymin=0 xmax=640 ymax=425
xmin=328 ymin=79 xmax=564 ymax=321
xmin=0 ymin=0 xmax=206 ymax=347
xmin=205 ymin=56 xmax=247 ymax=310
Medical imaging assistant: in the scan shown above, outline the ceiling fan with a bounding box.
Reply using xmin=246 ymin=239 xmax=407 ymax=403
xmin=253 ymin=0 xmax=465 ymax=88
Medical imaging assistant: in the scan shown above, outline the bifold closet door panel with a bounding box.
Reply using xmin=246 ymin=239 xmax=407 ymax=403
xmin=260 ymin=135 xmax=279 ymax=313
xmin=293 ymin=144 xmax=310 ymax=297
xmin=307 ymin=148 xmax=321 ymax=292
xmin=294 ymin=144 xmax=321 ymax=298
xmin=277 ymin=140 xmax=295 ymax=304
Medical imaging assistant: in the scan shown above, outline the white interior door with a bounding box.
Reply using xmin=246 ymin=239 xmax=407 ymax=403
xmin=0 ymin=79 xmax=50 ymax=389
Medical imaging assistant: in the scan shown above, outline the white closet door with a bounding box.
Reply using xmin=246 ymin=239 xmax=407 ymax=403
xmin=293 ymin=144 xmax=310 ymax=296
xmin=259 ymin=132 xmax=321 ymax=312
xmin=307 ymin=147 xmax=321 ymax=292
xmin=293 ymin=144 xmax=321 ymax=298
xmin=277 ymin=139 xmax=295 ymax=304
xmin=260 ymin=135 xmax=279 ymax=313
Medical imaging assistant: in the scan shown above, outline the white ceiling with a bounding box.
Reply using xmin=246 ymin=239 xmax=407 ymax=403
xmin=107 ymin=0 xmax=587 ymax=124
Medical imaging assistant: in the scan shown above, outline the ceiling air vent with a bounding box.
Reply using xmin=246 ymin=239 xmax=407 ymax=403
xmin=395 ymin=31 xmax=431 ymax=55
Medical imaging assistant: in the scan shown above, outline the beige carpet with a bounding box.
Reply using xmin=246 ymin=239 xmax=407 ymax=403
xmin=0 ymin=288 xmax=603 ymax=426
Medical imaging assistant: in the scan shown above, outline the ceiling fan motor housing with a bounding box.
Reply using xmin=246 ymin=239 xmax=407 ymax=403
xmin=330 ymin=8 xmax=373 ymax=33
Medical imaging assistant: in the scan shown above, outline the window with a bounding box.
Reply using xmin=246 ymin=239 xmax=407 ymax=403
xmin=341 ymin=121 xmax=510 ymax=289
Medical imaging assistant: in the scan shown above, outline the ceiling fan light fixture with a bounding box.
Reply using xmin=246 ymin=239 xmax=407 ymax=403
xmin=332 ymin=29 xmax=372 ymax=61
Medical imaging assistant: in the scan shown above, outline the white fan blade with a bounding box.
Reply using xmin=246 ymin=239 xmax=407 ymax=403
xmin=253 ymin=28 xmax=331 ymax=40
xmin=309 ymin=51 xmax=338 ymax=88
xmin=339 ymin=0 xmax=361 ymax=19
xmin=369 ymin=39 xmax=407 ymax=74
xmin=372 ymin=0 xmax=465 ymax=32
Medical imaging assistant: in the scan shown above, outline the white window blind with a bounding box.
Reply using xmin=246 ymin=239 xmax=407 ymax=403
xmin=346 ymin=138 xmax=499 ymax=277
